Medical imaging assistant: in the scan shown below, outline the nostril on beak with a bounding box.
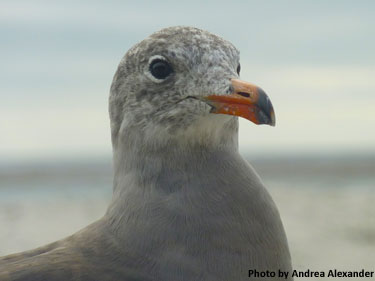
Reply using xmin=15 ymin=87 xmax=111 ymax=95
xmin=237 ymin=92 xmax=250 ymax=98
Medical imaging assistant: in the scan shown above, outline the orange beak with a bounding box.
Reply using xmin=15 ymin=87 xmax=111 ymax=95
xmin=203 ymin=79 xmax=276 ymax=126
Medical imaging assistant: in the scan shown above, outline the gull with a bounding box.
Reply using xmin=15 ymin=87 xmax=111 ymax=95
xmin=0 ymin=26 xmax=293 ymax=281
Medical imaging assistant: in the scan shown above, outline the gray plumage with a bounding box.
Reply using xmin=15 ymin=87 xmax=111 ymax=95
xmin=0 ymin=26 xmax=293 ymax=281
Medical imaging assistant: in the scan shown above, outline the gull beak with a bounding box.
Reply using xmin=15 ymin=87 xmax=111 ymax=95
xmin=203 ymin=79 xmax=276 ymax=126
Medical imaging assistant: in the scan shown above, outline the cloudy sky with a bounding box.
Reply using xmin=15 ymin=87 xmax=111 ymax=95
xmin=1 ymin=0 xmax=374 ymax=161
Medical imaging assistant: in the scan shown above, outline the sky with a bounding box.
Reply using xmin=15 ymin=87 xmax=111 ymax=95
xmin=1 ymin=0 xmax=374 ymax=161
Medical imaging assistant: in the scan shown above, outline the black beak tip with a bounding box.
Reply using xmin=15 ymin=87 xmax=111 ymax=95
xmin=256 ymin=88 xmax=276 ymax=126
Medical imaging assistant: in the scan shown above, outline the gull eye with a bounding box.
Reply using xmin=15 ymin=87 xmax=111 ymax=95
xmin=237 ymin=63 xmax=241 ymax=75
xmin=148 ymin=57 xmax=173 ymax=80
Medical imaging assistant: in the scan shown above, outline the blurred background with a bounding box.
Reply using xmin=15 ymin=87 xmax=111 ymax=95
xmin=1 ymin=0 xmax=374 ymax=279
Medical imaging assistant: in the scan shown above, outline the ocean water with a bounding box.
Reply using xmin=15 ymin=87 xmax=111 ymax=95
xmin=0 ymin=155 xmax=374 ymax=280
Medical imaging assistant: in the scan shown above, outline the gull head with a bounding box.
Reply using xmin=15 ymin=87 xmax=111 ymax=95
xmin=109 ymin=26 xmax=275 ymax=150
